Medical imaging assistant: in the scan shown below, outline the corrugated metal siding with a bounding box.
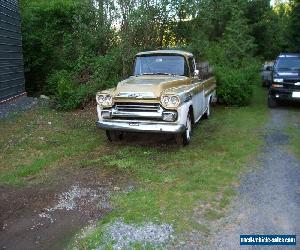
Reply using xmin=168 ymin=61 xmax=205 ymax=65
xmin=0 ymin=0 xmax=26 ymax=102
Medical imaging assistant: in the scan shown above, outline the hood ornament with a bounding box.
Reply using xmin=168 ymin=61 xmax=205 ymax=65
xmin=117 ymin=92 xmax=156 ymax=98
xmin=128 ymin=93 xmax=142 ymax=98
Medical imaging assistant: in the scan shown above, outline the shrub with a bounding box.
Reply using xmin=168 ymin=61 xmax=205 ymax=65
xmin=45 ymin=47 xmax=128 ymax=110
xmin=214 ymin=64 xmax=258 ymax=106
xmin=47 ymin=70 xmax=89 ymax=110
xmin=204 ymin=44 xmax=260 ymax=106
xmin=20 ymin=0 xmax=112 ymax=95
xmin=90 ymin=48 xmax=125 ymax=89
xmin=188 ymin=7 xmax=260 ymax=106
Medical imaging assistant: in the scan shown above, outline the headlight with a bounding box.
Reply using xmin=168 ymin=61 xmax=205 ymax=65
xmin=161 ymin=95 xmax=180 ymax=109
xmin=96 ymin=93 xmax=113 ymax=107
xmin=274 ymin=78 xmax=283 ymax=83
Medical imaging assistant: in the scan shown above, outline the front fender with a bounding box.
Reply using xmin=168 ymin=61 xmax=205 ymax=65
xmin=162 ymin=85 xmax=194 ymax=107
xmin=177 ymin=100 xmax=193 ymax=126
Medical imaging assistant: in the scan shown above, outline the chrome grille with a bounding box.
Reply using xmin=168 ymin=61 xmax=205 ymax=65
xmin=284 ymin=79 xmax=299 ymax=83
xmin=114 ymin=103 xmax=160 ymax=112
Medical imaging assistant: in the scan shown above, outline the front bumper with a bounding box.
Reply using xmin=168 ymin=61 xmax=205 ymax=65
xmin=96 ymin=120 xmax=185 ymax=133
xmin=269 ymin=88 xmax=300 ymax=100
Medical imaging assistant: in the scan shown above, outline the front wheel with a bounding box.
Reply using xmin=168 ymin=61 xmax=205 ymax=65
xmin=106 ymin=130 xmax=124 ymax=142
xmin=268 ymin=95 xmax=278 ymax=108
xmin=203 ymin=99 xmax=211 ymax=119
xmin=175 ymin=112 xmax=192 ymax=146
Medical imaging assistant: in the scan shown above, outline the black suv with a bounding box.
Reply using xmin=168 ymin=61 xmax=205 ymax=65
xmin=268 ymin=53 xmax=300 ymax=108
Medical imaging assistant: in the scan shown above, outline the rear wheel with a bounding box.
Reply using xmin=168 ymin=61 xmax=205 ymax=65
xmin=203 ymin=98 xmax=211 ymax=119
xmin=106 ymin=130 xmax=124 ymax=142
xmin=175 ymin=112 xmax=192 ymax=146
xmin=268 ymin=95 xmax=278 ymax=108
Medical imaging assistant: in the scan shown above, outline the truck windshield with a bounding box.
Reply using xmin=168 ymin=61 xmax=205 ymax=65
xmin=134 ymin=55 xmax=187 ymax=76
xmin=276 ymin=57 xmax=300 ymax=71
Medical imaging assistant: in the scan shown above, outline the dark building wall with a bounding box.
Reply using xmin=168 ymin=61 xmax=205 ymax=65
xmin=0 ymin=0 xmax=26 ymax=102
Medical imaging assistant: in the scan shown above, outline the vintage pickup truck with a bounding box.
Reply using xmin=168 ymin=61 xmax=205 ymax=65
xmin=96 ymin=50 xmax=216 ymax=145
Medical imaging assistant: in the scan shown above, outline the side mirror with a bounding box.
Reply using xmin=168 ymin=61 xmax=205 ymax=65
xmin=266 ymin=66 xmax=273 ymax=71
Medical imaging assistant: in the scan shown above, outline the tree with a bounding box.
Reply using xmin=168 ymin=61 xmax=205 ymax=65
xmin=221 ymin=8 xmax=256 ymax=61
xmin=20 ymin=0 xmax=113 ymax=94
xmin=289 ymin=0 xmax=300 ymax=52
xmin=20 ymin=0 xmax=291 ymax=109
xmin=244 ymin=0 xmax=272 ymax=57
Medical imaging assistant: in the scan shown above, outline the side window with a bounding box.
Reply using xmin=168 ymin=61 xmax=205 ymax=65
xmin=188 ymin=57 xmax=195 ymax=76
xmin=184 ymin=58 xmax=189 ymax=76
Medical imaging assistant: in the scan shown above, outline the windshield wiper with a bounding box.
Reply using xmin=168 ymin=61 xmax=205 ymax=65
xmin=155 ymin=72 xmax=173 ymax=75
xmin=135 ymin=73 xmax=152 ymax=76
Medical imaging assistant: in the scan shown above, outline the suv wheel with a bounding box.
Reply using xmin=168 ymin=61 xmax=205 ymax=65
xmin=268 ymin=95 xmax=278 ymax=108
xmin=175 ymin=112 xmax=192 ymax=146
xmin=106 ymin=130 xmax=124 ymax=142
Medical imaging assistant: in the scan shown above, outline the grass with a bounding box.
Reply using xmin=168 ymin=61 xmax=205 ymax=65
xmin=285 ymin=106 xmax=300 ymax=158
xmin=290 ymin=129 xmax=300 ymax=157
xmin=72 ymin=85 xmax=269 ymax=249
xmin=0 ymin=86 xmax=269 ymax=249
xmin=0 ymin=105 xmax=102 ymax=185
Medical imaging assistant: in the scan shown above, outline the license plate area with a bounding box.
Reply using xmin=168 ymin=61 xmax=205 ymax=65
xmin=292 ymin=92 xmax=300 ymax=98
xmin=129 ymin=122 xmax=140 ymax=126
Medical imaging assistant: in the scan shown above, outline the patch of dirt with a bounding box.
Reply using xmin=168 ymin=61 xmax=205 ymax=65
xmin=0 ymin=167 xmax=133 ymax=250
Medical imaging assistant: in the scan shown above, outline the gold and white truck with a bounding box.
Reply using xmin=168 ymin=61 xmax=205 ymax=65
xmin=96 ymin=50 xmax=216 ymax=145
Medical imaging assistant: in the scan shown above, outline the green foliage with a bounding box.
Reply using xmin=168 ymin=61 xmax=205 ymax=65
xmin=20 ymin=0 xmax=113 ymax=95
xmin=214 ymin=62 xmax=260 ymax=106
xmin=189 ymin=5 xmax=259 ymax=106
xmin=243 ymin=0 xmax=285 ymax=58
xmin=214 ymin=8 xmax=259 ymax=105
xmin=45 ymin=47 xmax=128 ymax=110
xmin=92 ymin=46 xmax=138 ymax=81
xmin=70 ymin=86 xmax=269 ymax=248
xmin=203 ymin=41 xmax=260 ymax=106
xmin=20 ymin=0 xmax=296 ymax=109
xmin=47 ymin=70 xmax=89 ymax=110
xmin=221 ymin=8 xmax=256 ymax=60
xmin=0 ymin=106 xmax=100 ymax=185
xmin=289 ymin=0 xmax=300 ymax=52
xmin=286 ymin=109 xmax=300 ymax=158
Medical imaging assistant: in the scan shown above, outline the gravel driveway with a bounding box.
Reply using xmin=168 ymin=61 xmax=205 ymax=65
xmin=211 ymin=108 xmax=300 ymax=250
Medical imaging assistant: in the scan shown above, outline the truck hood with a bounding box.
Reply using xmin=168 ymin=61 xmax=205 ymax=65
xmin=114 ymin=75 xmax=190 ymax=99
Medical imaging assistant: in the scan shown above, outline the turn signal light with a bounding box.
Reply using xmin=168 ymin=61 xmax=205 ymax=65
xmin=272 ymin=84 xmax=283 ymax=88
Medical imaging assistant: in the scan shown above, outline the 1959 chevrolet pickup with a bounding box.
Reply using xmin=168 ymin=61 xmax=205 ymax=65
xmin=96 ymin=50 xmax=216 ymax=145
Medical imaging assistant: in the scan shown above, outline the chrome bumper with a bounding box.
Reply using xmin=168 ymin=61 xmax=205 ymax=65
xmin=96 ymin=120 xmax=185 ymax=133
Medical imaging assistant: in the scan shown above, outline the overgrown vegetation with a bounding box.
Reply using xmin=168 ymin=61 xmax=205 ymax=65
xmin=71 ymin=86 xmax=269 ymax=248
xmin=0 ymin=86 xmax=269 ymax=247
xmin=20 ymin=0 xmax=299 ymax=109
xmin=0 ymin=105 xmax=100 ymax=185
